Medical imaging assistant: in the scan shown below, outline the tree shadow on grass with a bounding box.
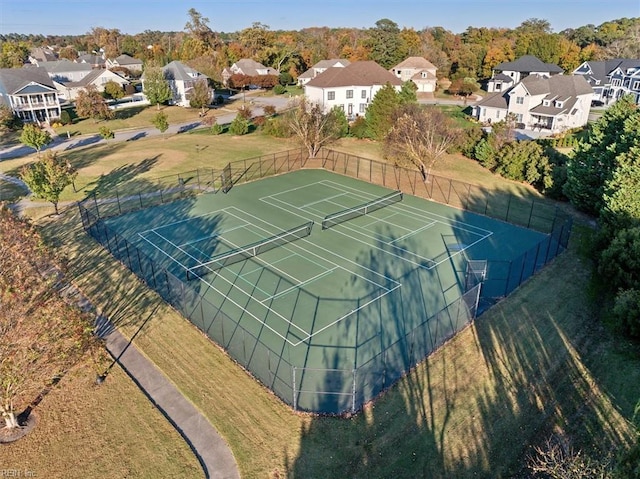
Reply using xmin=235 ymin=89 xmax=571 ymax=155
xmin=83 ymin=156 xmax=160 ymax=197
xmin=282 ymin=212 xmax=635 ymax=478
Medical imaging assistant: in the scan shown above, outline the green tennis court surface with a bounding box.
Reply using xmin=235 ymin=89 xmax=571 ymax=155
xmin=100 ymin=169 xmax=548 ymax=413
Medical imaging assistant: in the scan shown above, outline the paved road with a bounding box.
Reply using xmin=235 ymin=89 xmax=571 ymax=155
xmin=0 ymin=92 xmax=293 ymax=161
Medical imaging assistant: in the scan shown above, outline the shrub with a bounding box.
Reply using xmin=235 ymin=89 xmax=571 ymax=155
xmin=59 ymin=110 xmax=72 ymax=125
xmin=262 ymin=116 xmax=291 ymax=138
xmin=273 ymin=84 xmax=286 ymax=95
xmin=210 ymin=122 xmax=224 ymax=135
xmin=263 ymin=104 xmax=276 ymax=117
xmin=229 ymin=115 xmax=250 ymax=135
xmin=611 ymin=289 xmax=640 ymax=338
xmin=99 ymin=126 xmax=114 ymax=140
xmin=237 ymin=106 xmax=252 ymax=120
xmin=253 ymin=116 xmax=266 ymax=129
xmin=349 ymin=117 xmax=368 ymax=139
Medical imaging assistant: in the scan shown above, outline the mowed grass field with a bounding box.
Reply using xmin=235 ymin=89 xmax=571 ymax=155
xmin=2 ymin=128 xmax=639 ymax=477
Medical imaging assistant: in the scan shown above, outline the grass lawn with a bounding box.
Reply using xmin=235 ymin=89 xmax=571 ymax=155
xmin=5 ymin=129 xmax=639 ymax=478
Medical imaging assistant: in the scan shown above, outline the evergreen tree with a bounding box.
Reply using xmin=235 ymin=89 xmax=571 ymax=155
xmin=365 ymin=83 xmax=400 ymax=141
xmin=564 ymin=95 xmax=640 ymax=215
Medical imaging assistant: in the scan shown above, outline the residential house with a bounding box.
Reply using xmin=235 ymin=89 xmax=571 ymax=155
xmin=304 ymin=61 xmax=402 ymax=118
xmin=221 ymin=59 xmax=278 ymax=86
xmin=297 ymin=59 xmax=350 ymax=86
xmin=106 ymin=54 xmax=144 ymax=75
xmin=487 ymin=55 xmax=563 ymax=93
xmin=28 ymin=46 xmax=57 ymax=64
xmin=141 ymin=61 xmax=208 ymax=107
xmin=389 ymin=57 xmax=438 ymax=93
xmin=34 ymin=59 xmax=94 ymax=83
xmin=53 ymin=69 xmax=129 ymax=101
xmin=572 ymin=59 xmax=640 ymax=105
xmin=0 ymin=67 xmax=61 ymax=124
xmin=473 ymin=74 xmax=593 ymax=134
xmin=77 ymin=53 xmax=106 ymax=69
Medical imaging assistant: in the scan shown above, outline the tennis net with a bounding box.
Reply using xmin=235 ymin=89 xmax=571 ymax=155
xmin=186 ymin=221 xmax=314 ymax=280
xmin=322 ymin=191 xmax=403 ymax=230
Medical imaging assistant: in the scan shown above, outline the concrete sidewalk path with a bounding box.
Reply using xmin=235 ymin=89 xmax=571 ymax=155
xmin=100 ymin=321 xmax=240 ymax=479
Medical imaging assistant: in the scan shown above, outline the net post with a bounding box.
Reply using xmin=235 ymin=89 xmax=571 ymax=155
xmin=292 ymin=367 xmax=297 ymax=411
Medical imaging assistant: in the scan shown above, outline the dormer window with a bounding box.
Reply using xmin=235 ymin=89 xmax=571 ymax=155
xmin=543 ymin=100 xmax=551 ymax=106
xmin=555 ymin=101 xmax=564 ymax=108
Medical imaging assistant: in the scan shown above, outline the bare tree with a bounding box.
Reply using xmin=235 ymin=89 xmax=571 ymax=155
xmin=383 ymin=105 xmax=459 ymax=181
xmin=528 ymin=438 xmax=611 ymax=478
xmin=286 ymin=97 xmax=346 ymax=158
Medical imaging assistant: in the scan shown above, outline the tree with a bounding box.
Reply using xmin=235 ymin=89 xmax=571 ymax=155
xmin=366 ymin=19 xmax=403 ymax=69
xmin=564 ymin=95 xmax=640 ymax=216
xmin=398 ymin=81 xmax=418 ymax=104
xmin=20 ymin=151 xmax=76 ymax=215
xmin=151 ymin=111 xmax=169 ymax=138
xmin=0 ymin=105 xmax=21 ymax=132
xmin=74 ymin=85 xmax=113 ymax=122
xmin=184 ymin=8 xmax=220 ymax=53
xmin=143 ymin=67 xmax=172 ymax=110
xmin=365 ymin=83 xmax=401 ymax=140
xmin=19 ymin=124 xmax=52 ymax=155
xmin=0 ymin=41 xmax=30 ymax=68
xmin=383 ymin=105 xmax=459 ymax=181
xmin=286 ymin=98 xmax=346 ymax=158
xmin=188 ymin=78 xmax=211 ymax=114
xmin=229 ymin=114 xmax=250 ymax=135
xmin=103 ymin=80 xmax=125 ymax=100
xmin=0 ymin=205 xmax=96 ymax=430
xmin=99 ymin=126 xmax=115 ymax=140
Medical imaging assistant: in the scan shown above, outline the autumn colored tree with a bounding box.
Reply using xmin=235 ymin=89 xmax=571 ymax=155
xmin=0 ymin=205 xmax=97 ymax=430
xmin=286 ymin=98 xmax=346 ymax=158
xmin=383 ymin=104 xmax=459 ymax=181
xmin=103 ymin=80 xmax=125 ymax=100
xmin=74 ymin=85 xmax=113 ymax=122
xmin=188 ymin=78 xmax=211 ymax=114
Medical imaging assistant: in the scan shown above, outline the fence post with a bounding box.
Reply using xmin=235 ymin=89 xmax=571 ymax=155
xmin=352 ymin=369 xmax=357 ymax=414
xmin=527 ymin=200 xmax=535 ymax=229
xmin=292 ymin=367 xmax=297 ymax=411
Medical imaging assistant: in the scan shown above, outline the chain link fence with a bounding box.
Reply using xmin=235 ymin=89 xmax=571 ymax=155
xmin=78 ymin=148 xmax=571 ymax=414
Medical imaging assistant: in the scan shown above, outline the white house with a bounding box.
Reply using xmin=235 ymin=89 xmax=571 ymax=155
xmin=297 ymin=59 xmax=350 ymax=86
xmin=573 ymin=59 xmax=640 ymax=105
xmin=304 ymin=61 xmax=402 ymax=118
xmin=142 ymin=61 xmax=208 ymax=107
xmin=474 ymin=74 xmax=594 ymax=134
xmin=35 ymin=59 xmax=94 ymax=83
xmin=0 ymin=67 xmax=61 ymax=124
xmin=53 ymin=69 xmax=129 ymax=101
xmin=389 ymin=57 xmax=437 ymax=93
xmin=487 ymin=55 xmax=563 ymax=93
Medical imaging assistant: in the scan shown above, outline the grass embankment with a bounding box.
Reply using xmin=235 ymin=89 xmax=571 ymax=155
xmin=4 ymin=127 xmax=638 ymax=477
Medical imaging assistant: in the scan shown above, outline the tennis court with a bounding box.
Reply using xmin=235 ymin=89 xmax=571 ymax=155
xmin=97 ymin=168 xmax=549 ymax=413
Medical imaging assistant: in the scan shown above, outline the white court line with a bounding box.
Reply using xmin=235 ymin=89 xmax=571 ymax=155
xmin=257 ymin=267 xmax=339 ymax=304
xmin=179 ymin=222 xmax=250 ymax=247
xmin=138 ymin=207 xmax=237 ymax=235
xmin=299 ymin=192 xmax=350 ymax=209
xmin=390 ymin=221 xmax=438 ymax=243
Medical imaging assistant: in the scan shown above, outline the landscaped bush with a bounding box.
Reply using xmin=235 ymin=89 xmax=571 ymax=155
xmin=229 ymin=115 xmax=250 ymax=135
xmin=210 ymin=122 xmax=225 ymax=135
xmin=59 ymin=110 xmax=72 ymax=125
xmin=273 ymin=84 xmax=286 ymax=95
xmin=262 ymin=116 xmax=291 ymax=138
xmin=349 ymin=117 xmax=368 ymax=139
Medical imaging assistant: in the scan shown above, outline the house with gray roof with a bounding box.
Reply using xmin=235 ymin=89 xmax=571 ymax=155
xmin=142 ymin=61 xmax=208 ymax=107
xmin=297 ymin=59 xmax=350 ymax=86
xmin=304 ymin=61 xmax=402 ymax=118
xmin=487 ymin=55 xmax=563 ymax=93
xmin=389 ymin=57 xmax=438 ymax=93
xmin=28 ymin=46 xmax=57 ymax=64
xmin=34 ymin=59 xmax=94 ymax=83
xmin=473 ymin=74 xmax=593 ymax=134
xmin=0 ymin=67 xmax=61 ymax=124
xmin=573 ymin=59 xmax=640 ymax=105
xmin=106 ymin=54 xmax=144 ymax=75
xmin=221 ymin=59 xmax=278 ymax=87
xmin=53 ymin=69 xmax=129 ymax=101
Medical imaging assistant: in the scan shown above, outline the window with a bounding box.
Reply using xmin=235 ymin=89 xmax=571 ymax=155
xmin=516 ymin=113 xmax=523 ymax=123
xmin=496 ymin=110 xmax=501 ymax=119
xmin=346 ymin=90 xmax=353 ymax=99
xmin=327 ymin=91 xmax=335 ymax=100
xmin=361 ymin=90 xmax=367 ymax=99
xmin=555 ymin=101 xmax=564 ymax=108
xmin=633 ymin=81 xmax=640 ymax=90
xmin=543 ymin=100 xmax=550 ymax=106
xmin=495 ymin=83 xmax=502 ymax=91
xmin=611 ymin=79 xmax=622 ymax=87
xmin=516 ymin=96 xmax=524 ymax=105
xmin=359 ymin=103 xmax=366 ymax=113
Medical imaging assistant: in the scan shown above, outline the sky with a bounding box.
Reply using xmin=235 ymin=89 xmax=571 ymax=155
xmin=1 ymin=0 xmax=639 ymax=36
